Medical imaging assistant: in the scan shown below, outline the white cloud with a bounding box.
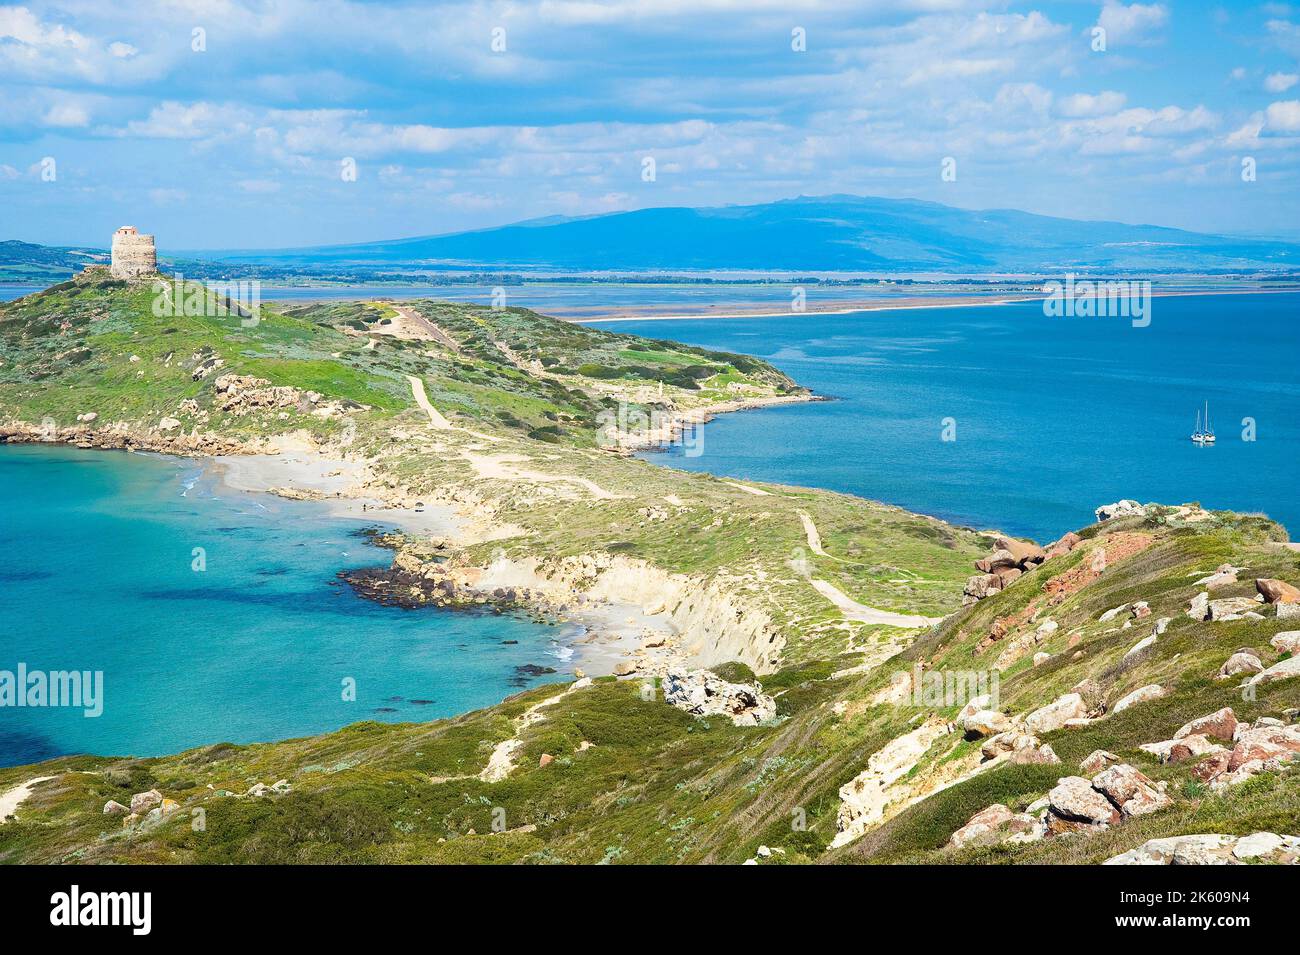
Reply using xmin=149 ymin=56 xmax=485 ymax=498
xmin=1097 ymin=2 xmax=1168 ymax=45
xmin=1265 ymin=99 xmax=1300 ymax=131
xmin=1056 ymin=91 xmax=1127 ymax=117
xmin=1265 ymin=72 xmax=1299 ymax=92
xmin=43 ymin=102 xmax=89 ymax=127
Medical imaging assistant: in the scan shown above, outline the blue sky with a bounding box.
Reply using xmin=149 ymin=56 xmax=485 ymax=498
xmin=2 ymin=0 xmax=1299 ymax=250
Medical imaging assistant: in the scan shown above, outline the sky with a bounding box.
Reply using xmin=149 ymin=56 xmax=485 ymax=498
xmin=2 ymin=0 xmax=1299 ymax=250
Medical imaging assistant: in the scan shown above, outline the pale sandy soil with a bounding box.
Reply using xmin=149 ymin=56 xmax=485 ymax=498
xmin=0 ymin=775 xmax=55 ymax=823
xmin=209 ymin=439 xmax=460 ymax=538
xmin=569 ymin=287 xmax=1297 ymax=324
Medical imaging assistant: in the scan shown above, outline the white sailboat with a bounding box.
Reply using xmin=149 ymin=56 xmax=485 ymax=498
xmin=1191 ymin=401 xmax=1216 ymax=445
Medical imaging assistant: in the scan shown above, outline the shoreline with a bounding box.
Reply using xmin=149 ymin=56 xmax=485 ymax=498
xmin=197 ymin=439 xmax=686 ymax=680
xmin=568 ymin=287 xmax=1300 ymax=324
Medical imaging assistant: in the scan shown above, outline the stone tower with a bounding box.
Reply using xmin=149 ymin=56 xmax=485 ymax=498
xmin=110 ymin=226 xmax=157 ymax=278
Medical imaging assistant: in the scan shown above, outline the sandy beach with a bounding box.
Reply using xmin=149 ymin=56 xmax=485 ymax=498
xmin=203 ymin=439 xmax=677 ymax=679
xmin=567 ymin=286 xmax=1298 ymax=324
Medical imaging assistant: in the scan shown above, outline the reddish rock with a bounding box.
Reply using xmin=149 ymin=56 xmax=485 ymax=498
xmin=1174 ymin=707 xmax=1238 ymax=743
xmin=1048 ymin=776 xmax=1121 ymax=826
xmin=1080 ymin=750 xmax=1120 ymax=775
xmin=1192 ymin=751 xmax=1232 ymax=784
xmin=1228 ymin=725 xmax=1300 ymax=772
xmin=976 ymin=549 xmax=1018 ymax=573
xmin=1257 ymin=578 xmax=1300 ymax=604
xmin=538 ymin=753 xmax=554 ymax=768
xmin=1091 ymin=764 xmax=1171 ymax=818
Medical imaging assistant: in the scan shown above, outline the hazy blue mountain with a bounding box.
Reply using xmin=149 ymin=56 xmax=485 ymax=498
xmin=203 ymin=195 xmax=1300 ymax=273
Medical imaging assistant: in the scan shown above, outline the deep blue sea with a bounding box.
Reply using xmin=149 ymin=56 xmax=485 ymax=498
xmin=612 ymin=293 xmax=1300 ymax=542
xmin=0 ymin=445 xmax=573 ymax=767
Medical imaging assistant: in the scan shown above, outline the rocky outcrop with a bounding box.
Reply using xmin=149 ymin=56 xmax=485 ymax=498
xmin=1174 ymin=707 xmax=1238 ymax=742
xmin=980 ymin=730 xmax=1059 ymax=765
xmin=1095 ymin=500 xmax=1146 ymax=522
xmin=1111 ymin=683 xmax=1167 ymax=714
xmin=1247 ymin=657 xmax=1300 ymax=687
xmin=949 ymin=804 xmax=1043 ymax=849
xmin=1208 ymin=596 xmax=1263 ymax=621
xmin=1025 ymin=693 xmax=1089 ymax=734
xmin=662 ymin=669 xmax=776 ymax=727
xmin=1045 ymin=764 xmax=1168 ymax=836
xmin=1047 ymin=776 xmax=1120 ymax=831
xmin=1218 ymin=650 xmax=1263 ymax=678
xmin=1091 ymin=764 xmax=1171 ymax=817
xmin=963 ymin=534 xmax=1062 ymax=605
xmin=1080 ymin=750 xmax=1119 ymax=775
xmin=1199 ymin=722 xmax=1300 ymax=789
xmin=1105 ymin=833 xmax=1300 ymax=865
xmin=1271 ymin=631 xmax=1300 ymax=654
xmin=1257 ymin=578 xmax=1300 ymax=605
xmin=832 ymin=718 xmax=953 ymax=848
xmin=0 ymin=419 xmax=261 ymax=457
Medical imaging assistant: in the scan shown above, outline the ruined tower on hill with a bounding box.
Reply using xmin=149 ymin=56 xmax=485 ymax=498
xmin=109 ymin=226 xmax=157 ymax=278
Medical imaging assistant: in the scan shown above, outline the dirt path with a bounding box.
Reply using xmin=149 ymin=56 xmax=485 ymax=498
xmin=405 ymin=374 xmax=453 ymax=429
xmin=0 ymin=775 xmax=55 ymax=823
xmin=392 ymin=305 xmax=462 ymax=351
xmin=798 ymin=510 xmax=827 ymax=556
xmin=809 ymin=578 xmax=943 ymax=629
xmin=723 ymin=481 xmax=771 ymax=496
xmin=461 ymin=450 xmax=626 ymax=500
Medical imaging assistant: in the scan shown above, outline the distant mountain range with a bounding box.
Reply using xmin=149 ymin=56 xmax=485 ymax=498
xmin=198 ymin=195 xmax=1300 ymax=273
xmin=7 ymin=196 xmax=1300 ymax=278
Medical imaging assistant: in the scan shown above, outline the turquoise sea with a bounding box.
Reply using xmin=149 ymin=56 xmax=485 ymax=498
xmin=0 ymin=445 xmax=574 ymax=767
xmin=612 ymin=293 xmax=1300 ymax=542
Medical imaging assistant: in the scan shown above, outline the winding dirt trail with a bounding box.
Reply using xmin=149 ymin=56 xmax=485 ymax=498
xmin=809 ymin=579 xmax=943 ymax=629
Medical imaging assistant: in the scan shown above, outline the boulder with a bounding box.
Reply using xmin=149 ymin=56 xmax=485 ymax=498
xmin=1174 ymin=707 xmax=1238 ymax=742
xmin=1257 ymin=578 xmax=1300 ymax=604
xmin=102 ymin=800 xmax=129 ymax=815
xmin=1271 ymin=631 xmax=1300 ymax=654
xmin=1186 ymin=592 xmax=1209 ymax=621
xmin=1099 ymin=603 xmax=1129 ymax=623
xmin=995 ymin=536 xmax=1046 ymax=566
xmin=1032 ymin=652 xmax=1053 ymax=667
xmin=948 ymin=804 xmax=1042 ymax=849
xmin=538 ymin=753 xmax=554 ymax=768
xmin=1147 ymin=734 xmax=1226 ymax=765
xmin=1227 ymin=724 xmax=1300 ymax=772
xmin=1091 ymin=764 xmax=1171 ymax=817
xmin=1247 ymin=657 xmax=1300 ymax=687
xmin=1218 ymin=651 xmax=1263 ymax=678
xmin=960 ymin=709 xmax=1012 ymax=738
xmin=964 ymin=573 xmax=1003 ymax=600
xmin=1104 ymin=835 xmax=1238 ymax=866
xmin=129 ymin=789 xmax=163 ymax=814
xmin=1095 ymin=500 xmax=1146 ymax=522
xmin=1209 ymin=597 xmax=1259 ymax=620
xmin=1025 ymin=693 xmax=1089 ymax=734
xmin=980 ymin=730 xmax=1058 ymax=765
xmin=1279 ymin=602 xmax=1300 ymax=620
xmin=996 ymin=566 xmax=1023 ymax=587
xmin=1122 ymin=634 xmax=1157 ymax=664
xmin=1080 ymin=750 xmax=1120 ymax=775
xmin=976 ymin=549 xmax=1018 ymax=573
xmin=1048 ymin=776 xmax=1120 ymax=827
xmin=662 ymin=668 xmax=777 ymax=727
xmin=1044 ymin=531 xmax=1082 ymax=559
xmin=1112 ymin=684 xmax=1167 ymax=714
